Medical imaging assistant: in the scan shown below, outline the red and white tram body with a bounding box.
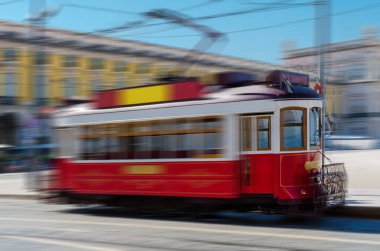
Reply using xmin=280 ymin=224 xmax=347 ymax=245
xmin=49 ymin=72 xmax=346 ymax=212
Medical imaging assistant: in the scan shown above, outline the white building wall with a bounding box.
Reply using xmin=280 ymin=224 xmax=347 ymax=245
xmin=284 ymin=37 xmax=380 ymax=139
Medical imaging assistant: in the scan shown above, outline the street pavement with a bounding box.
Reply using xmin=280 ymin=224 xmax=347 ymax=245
xmin=0 ymin=199 xmax=380 ymax=250
xmin=328 ymin=149 xmax=380 ymax=207
xmin=0 ymin=150 xmax=379 ymax=250
xmin=0 ymin=172 xmax=39 ymax=199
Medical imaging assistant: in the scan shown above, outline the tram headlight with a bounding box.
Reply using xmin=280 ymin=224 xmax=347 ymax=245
xmin=300 ymin=188 xmax=307 ymax=195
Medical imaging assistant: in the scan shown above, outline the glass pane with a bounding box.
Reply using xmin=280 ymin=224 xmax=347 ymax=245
xmin=98 ymin=137 xmax=107 ymax=159
xmin=284 ymin=126 xmax=303 ymax=148
xmin=135 ymin=135 xmax=151 ymax=159
xmin=35 ymin=52 xmax=48 ymax=65
xmin=241 ymin=117 xmax=252 ymax=151
xmin=309 ymin=108 xmax=321 ymax=147
xmin=91 ymin=58 xmax=104 ymax=70
xmin=115 ymin=61 xmax=127 ymax=71
xmin=161 ymin=121 xmax=176 ymax=132
xmin=258 ymin=118 xmax=269 ymax=130
xmin=205 ymin=132 xmax=222 ymax=154
xmin=258 ymin=131 xmax=269 ymax=149
xmin=151 ymin=135 xmax=161 ymax=158
xmin=177 ymin=120 xmax=187 ymax=131
xmin=205 ymin=118 xmax=221 ymax=130
xmin=35 ymin=75 xmax=46 ymax=98
xmin=64 ymin=77 xmax=75 ymax=97
xmin=109 ymin=137 xmax=119 ymax=152
xmin=4 ymin=48 xmax=17 ymax=61
xmin=65 ymin=55 xmax=77 ymax=67
xmin=194 ymin=119 xmax=204 ymax=130
xmin=118 ymin=136 xmax=128 ymax=159
xmin=283 ymin=110 xmax=303 ymax=124
xmin=186 ymin=133 xmax=203 ymax=157
xmin=92 ymin=79 xmax=101 ymax=91
xmin=5 ymin=73 xmax=16 ymax=97
xmin=87 ymin=139 xmax=94 ymax=154
xmin=127 ymin=136 xmax=136 ymax=159
xmin=149 ymin=122 xmax=158 ymax=133
xmin=167 ymin=134 xmax=176 ymax=154
xmin=177 ymin=134 xmax=187 ymax=150
xmin=159 ymin=134 xmax=177 ymax=158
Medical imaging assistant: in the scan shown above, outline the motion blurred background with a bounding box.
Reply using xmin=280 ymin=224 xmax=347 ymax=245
xmin=0 ymin=0 xmax=379 ymax=172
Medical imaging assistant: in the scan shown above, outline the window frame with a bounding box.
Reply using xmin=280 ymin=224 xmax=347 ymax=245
xmin=35 ymin=52 xmax=49 ymax=65
xmin=90 ymin=58 xmax=104 ymax=70
xmin=64 ymin=55 xmax=78 ymax=68
xmin=256 ymin=115 xmax=271 ymax=151
xmin=114 ymin=61 xmax=127 ymax=72
xmin=280 ymin=107 xmax=307 ymax=151
xmin=4 ymin=48 xmax=17 ymax=61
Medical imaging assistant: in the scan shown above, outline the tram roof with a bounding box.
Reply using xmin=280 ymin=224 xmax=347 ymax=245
xmin=54 ymin=83 xmax=320 ymax=118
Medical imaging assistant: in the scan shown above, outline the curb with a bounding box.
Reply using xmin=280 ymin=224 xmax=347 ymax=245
xmin=0 ymin=194 xmax=40 ymax=200
xmin=325 ymin=205 xmax=380 ymax=219
xmin=1 ymin=195 xmax=380 ymax=219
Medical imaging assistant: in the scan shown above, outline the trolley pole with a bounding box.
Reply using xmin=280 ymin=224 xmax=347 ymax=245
xmin=27 ymin=0 xmax=60 ymax=189
xmin=315 ymin=0 xmax=331 ymax=166
xmin=26 ymin=0 xmax=45 ymax=189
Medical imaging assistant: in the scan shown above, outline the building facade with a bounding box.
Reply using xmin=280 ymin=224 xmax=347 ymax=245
xmin=284 ymin=34 xmax=380 ymax=138
xmin=0 ymin=20 xmax=284 ymax=151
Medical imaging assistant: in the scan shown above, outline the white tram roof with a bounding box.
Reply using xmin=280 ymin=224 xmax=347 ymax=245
xmin=53 ymin=84 xmax=321 ymax=127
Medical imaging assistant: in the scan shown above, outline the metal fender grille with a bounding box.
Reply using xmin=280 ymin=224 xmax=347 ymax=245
xmin=316 ymin=162 xmax=347 ymax=208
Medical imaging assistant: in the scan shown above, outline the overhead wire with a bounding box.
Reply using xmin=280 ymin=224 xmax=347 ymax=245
xmin=63 ymin=3 xmax=139 ymax=16
xmin=59 ymin=0 xmax=227 ymax=36
xmin=114 ymin=0 xmax=304 ymax=38
xmin=107 ymin=0 xmax=227 ymax=38
xmin=95 ymin=0 xmax=310 ymax=33
xmin=103 ymin=0 xmax=314 ymax=38
xmin=119 ymin=1 xmax=380 ymax=39
xmin=177 ymin=0 xmax=224 ymax=12
xmin=0 ymin=0 xmax=26 ymax=5
xmin=190 ymin=0 xmax=312 ymax=21
xmin=236 ymin=0 xmax=294 ymax=5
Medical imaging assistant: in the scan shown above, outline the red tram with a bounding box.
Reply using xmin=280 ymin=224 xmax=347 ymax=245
xmin=48 ymin=71 xmax=347 ymax=213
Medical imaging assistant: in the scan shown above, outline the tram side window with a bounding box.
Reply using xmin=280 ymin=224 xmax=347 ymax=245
xmin=257 ymin=116 xmax=271 ymax=150
xmin=177 ymin=120 xmax=188 ymax=158
xmin=205 ymin=132 xmax=223 ymax=156
xmin=151 ymin=121 xmax=161 ymax=158
xmin=117 ymin=136 xmax=128 ymax=159
xmin=82 ymin=138 xmax=93 ymax=160
xmin=107 ymin=125 xmax=120 ymax=159
xmin=79 ymin=127 xmax=88 ymax=159
xmin=108 ymin=136 xmax=119 ymax=159
xmin=77 ymin=116 xmax=224 ymax=160
xmin=281 ymin=107 xmax=307 ymax=150
xmin=96 ymin=137 xmax=107 ymax=160
xmin=204 ymin=117 xmax=223 ymax=156
xmin=187 ymin=118 xmax=205 ymax=158
xmin=56 ymin=128 xmax=75 ymax=157
xmin=309 ymin=107 xmax=321 ymax=149
xmin=159 ymin=120 xmax=177 ymax=158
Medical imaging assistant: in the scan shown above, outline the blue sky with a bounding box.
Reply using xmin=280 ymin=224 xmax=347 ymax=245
xmin=1 ymin=0 xmax=379 ymax=64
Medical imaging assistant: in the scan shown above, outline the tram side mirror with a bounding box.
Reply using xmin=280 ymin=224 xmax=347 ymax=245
xmin=324 ymin=114 xmax=333 ymax=136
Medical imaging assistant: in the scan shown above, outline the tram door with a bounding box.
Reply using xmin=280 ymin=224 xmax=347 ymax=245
xmin=240 ymin=115 xmax=273 ymax=194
